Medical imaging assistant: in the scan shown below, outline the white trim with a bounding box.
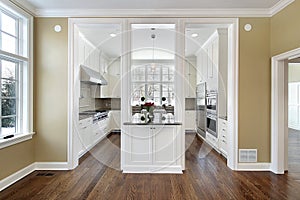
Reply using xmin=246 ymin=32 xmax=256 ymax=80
xmin=6 ymin=0 xmax=295 ymax=18
xmin=270 ymin=0 xmax=295 ymax=16
xmin=34 ymin=162 xmax=69 ymax=170
xmin=8 ymin=0 xmax=36 ymax=16
xmin=0 ymin=163 xmax=35 ymax=191
xmin=271 ymin=47 xmax=300 ymax=174
xmin=0 ymin=162 xmax=69 ymax=191
xmin=34 ymin=8 xmax=270 ymax=18
xmin=237 ymin=163 xmax=271 ymax=171
xmin=0 ymin=132 xmax=34 ymax=149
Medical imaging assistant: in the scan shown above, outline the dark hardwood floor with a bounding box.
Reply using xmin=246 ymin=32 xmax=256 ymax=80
xmin=288 ymin=128 xmax=300 ymax=182
xmin=1 ymin=132 xmax=300 ymax=200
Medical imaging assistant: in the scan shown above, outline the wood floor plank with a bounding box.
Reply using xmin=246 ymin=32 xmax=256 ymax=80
xmin=1 ymin=132 xmax=300 ymax=200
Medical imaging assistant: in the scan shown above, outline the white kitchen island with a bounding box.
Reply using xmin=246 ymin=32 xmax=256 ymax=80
xmin=122 ymin=122 xmax=184 ymax=174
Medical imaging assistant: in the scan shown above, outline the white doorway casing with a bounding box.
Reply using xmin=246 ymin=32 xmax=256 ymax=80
xmin=271 ymin=47 xmax=300 ymax=174
xmin=67 ymin=17 xmax=239 ymax=171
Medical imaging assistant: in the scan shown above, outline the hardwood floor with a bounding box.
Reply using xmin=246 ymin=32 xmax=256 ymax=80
xmin=288 ymin=128 xmax=300 ymax=182
xmin=1 ymin=132 xmax=300 ymax=200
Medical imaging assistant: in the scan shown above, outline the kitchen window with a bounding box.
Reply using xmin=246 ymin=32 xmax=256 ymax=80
xmin=0 ymin=1 xmax=33 ymax=147
xmin=131 ymin=64 xmax=175 ymax=106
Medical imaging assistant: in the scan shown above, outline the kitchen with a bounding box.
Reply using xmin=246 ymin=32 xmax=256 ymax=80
xmin=74 ymin=20 xmax=231 ymax=173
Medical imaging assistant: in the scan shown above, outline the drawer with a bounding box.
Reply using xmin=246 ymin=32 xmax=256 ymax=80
xmin=79 ymin=118 xmax=92 ymax=128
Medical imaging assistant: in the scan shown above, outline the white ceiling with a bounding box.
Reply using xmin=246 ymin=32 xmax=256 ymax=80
xmin=19 ymin=0 xmax=281 ymax=9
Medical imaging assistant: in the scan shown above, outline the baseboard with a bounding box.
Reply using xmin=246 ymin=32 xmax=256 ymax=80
xmin=237 ymin=163 xmax=271 ymax=171
xmin=35 ymin=162 xmax=69 ymax=170
xmin=0 ymin=163 xmax=35 ymax=191
xmin=0 ymin=162 xmax=70 ymax=191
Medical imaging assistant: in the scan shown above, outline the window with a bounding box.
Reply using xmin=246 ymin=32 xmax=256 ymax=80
xmin=0 ymin=2 xmax=32 ymax=139
xmin=131 ymin=64 xmax=175 ymax=106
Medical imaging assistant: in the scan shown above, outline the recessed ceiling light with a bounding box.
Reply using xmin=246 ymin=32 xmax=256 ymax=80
xmin=110 ymin=33 xmax=117 ymax=37
xmin=191 ymin=33 xmax=198 ymax=38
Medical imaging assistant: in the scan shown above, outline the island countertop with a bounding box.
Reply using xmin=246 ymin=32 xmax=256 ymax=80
xmin=124 ymin=121 xmax=182 ymax=125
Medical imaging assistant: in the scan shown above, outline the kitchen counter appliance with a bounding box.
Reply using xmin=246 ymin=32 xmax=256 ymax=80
xmin=206 ymin=91 xmax=217 ymax=138
xmin=79 ymin=110 xmax=108 ymax=123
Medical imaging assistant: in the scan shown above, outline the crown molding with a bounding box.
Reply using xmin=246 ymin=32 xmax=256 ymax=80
xmin=270 ymin=0 xmax=295 ymax=16
xmin=35 ymin=8 xmax=272 ymax=18
xmin=8 ymin=0 xmax=36 ymax=16
xmin=7 ymin=0 xmax=295 ymax=18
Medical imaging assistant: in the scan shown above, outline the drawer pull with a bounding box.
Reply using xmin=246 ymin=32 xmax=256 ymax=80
xmin=222 ymin=129 xmax=226 ymax=131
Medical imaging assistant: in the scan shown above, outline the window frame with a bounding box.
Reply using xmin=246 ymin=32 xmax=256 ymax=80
xmin=0 ymin=0 xmax=34 ymax=149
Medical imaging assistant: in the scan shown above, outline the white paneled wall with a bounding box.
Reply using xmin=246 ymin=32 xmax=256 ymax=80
xmin=288 ymin=82 xmax=300 ymax=130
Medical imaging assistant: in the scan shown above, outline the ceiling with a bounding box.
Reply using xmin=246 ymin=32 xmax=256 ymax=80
xmin=18 ymin=0 xmax=281 ymax=9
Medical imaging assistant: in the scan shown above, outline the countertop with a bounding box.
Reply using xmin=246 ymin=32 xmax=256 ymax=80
xmin=124 ymin=121 xmax=182 ymax=125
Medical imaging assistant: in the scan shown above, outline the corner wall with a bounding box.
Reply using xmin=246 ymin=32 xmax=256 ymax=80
xmin=271 ymin=0 xmax=300 ymax=56
xmin=238 ymin=18 xmax=271 ymax=162
xmin=34 ymin=18 xmax=68 ymax=162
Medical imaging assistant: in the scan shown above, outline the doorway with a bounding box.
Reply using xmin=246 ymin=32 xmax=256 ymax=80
xmin=271 ymin=47 xmax=300 ymax=174
xmin=287 ymin=60 xmax=300 ymax=180
xmin=68 ymin=18 xmax=239 ymax=170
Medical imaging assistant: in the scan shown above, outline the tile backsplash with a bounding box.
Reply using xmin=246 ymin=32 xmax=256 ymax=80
xmin=185 ymin=98 xmax=196 ymax=110
xmin=79 ymin=83 xmax=95 ymax=112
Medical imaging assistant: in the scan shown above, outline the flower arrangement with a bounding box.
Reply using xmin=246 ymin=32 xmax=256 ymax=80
xmin=140 ymin=97 xmax=155 ymax=112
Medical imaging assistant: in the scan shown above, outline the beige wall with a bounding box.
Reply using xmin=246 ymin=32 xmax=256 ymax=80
xmin=271 ymin=0 xmax=300 ymax=56
xmin=0 ymin=140 xmax=34 ymax=180
xmin=238 ymin=18 xmax=271 ymax=162
xmin=289 ymin=63 xmax=300 ymax=83
xmin=34 ymin=18 xmax=68 ymax=162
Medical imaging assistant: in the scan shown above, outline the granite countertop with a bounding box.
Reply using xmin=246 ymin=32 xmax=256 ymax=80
xmin=124 ymin=121 xmax=182 ymax=125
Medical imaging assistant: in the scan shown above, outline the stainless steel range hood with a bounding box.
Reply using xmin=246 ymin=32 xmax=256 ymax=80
xmin=80 ymin=65 xmax=108 ymax=85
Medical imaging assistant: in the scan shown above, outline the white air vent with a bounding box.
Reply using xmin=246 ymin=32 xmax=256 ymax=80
xmin=239 ymin=149 xmax=257 ymax=163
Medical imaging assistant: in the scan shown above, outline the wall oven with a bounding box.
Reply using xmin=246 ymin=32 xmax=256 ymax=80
xmin=206 ymin=91 xmax=217 ymax=138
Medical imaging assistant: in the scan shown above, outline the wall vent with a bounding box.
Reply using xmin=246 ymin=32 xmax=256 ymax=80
xmin=239 ymin=149 xmax=257 ymax=163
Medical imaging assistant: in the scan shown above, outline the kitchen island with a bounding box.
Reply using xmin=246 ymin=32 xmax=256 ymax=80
xmin=122 ymin=121 xmax=184 ymax=174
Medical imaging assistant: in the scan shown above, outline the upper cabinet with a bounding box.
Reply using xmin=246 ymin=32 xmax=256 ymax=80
xmin=77 ymin=23 xmax=122 ymax=98
xmin=101 ymin=57 xmax=121 ymax=98
xmin=186 ymin=25 xmax=228 ymax=117
xmin=184 ymin=57 xmax=196 ymax=98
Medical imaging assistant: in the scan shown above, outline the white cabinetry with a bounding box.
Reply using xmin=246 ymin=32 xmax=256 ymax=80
xmin=78 ymin=117 xmax=93 ymax=157
xmin=218 ymin=118 xmax=228 ymax=157
xmin=123 ymin=125 xmax=183 ymax=173
xmin=101 ymin=58 xmax=121 ymax=98
xmin=185 ymin=58 xmax=196 ymax=98
xmin=185 ymin=111 xmax=196 ymax=131
xmin=78 ymin=117 xmax=110 ymax=158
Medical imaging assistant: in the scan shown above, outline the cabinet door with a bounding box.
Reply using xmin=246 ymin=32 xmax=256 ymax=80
xmin=126 ymin=126 xmax=152 ymax=165
xmin=152 ymin=126 xmax=176 ymax=165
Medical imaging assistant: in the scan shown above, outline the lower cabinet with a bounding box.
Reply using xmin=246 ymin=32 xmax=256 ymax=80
xmin=218 ymin=118 xmax=228 ymax=157
xmin=123 ymin=125 xmax=183 ymax=173
xmin=78 ymin=117 xmax=110 ymax=158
